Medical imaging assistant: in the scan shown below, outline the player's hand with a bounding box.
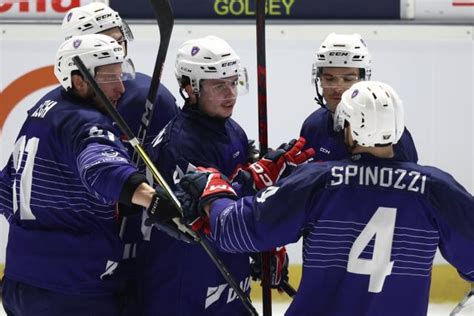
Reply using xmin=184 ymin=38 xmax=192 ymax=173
xmin=246 ymin=137 xmax=315 ymax=190
xmin=250 ymin=247 xmax=289 ymax=291
xmin=179 ymin=167 xmax=237 ymax=233
xmin=145 ymin=188 xmax=196 ymax=243
xmin=145 ymin=186 xmax=181 ymax=225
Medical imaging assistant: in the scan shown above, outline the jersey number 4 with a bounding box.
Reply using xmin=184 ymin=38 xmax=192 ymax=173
xmin=347 ymin=207 xmax=397 ymax=293
xmin=12 ymin=136 xmax=39 ymax=220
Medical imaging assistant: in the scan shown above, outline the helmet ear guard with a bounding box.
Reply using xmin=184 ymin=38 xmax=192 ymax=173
xmin=334 ymin=81 xmax=404 ymax=147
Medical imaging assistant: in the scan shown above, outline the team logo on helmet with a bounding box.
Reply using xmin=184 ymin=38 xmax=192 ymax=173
xmin=351 ymin=89 xmax=359 ymax=98
xmin=73 ymin=39 xmax=82 ymax=49
xmin=66 ymin=12 xmax=73 ymax=22
xmin=191 ymin=46 xmax=200 ymax=56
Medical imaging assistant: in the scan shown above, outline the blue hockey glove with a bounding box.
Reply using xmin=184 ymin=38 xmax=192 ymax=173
xmin=250 ymin=247 xmax=289 ymax=291
xmin=179 ymin=167 xmax=237 ymax=233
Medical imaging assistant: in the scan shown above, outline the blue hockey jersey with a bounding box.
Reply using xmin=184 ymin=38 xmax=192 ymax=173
xmin=208 ymin=154 xmax=474 ymax=316
xmin=300 ymin=107 xmax=418 ymax=162
xmin=114 ymin=72 xmax=179 ymax=264
xmin=0 ymin=87 xmax=139 ymax=295
xmin=117 ymin=72 xmax=179 ymax=158
xmin=142 ymin=104 xmax=252 ymax=316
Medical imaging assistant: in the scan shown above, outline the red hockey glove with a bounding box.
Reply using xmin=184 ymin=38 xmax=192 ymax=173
xmin=178 ymin=167 xmax=237 ymax=233
xmin=247 ymin=137 xmax=315 ymax=190
xmin=250 ymin=247 xmax=289 ymax=291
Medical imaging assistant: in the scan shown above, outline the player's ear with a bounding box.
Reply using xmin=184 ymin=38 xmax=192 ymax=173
xmin=71 ymin=73 xmax=87 ymax=93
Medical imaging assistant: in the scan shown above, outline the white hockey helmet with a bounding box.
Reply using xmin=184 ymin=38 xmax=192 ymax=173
xmin=54 ymin=34 xmax=134 ymax=90
xmin=61 ymin=2 xmax=133 ymax=42
xmin=313 ymin=33 xmax=372 ymax=81
xmin=175 ymin=35 xmax=249 ymax=95
xmin=334 ymin=81 xmax=404 ymax=147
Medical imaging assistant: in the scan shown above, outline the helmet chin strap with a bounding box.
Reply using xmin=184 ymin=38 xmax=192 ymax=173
xmin=179 ymin=88 xmax=190 ymax=102
xmin=343 ymin=128 xmax=358 ymax=153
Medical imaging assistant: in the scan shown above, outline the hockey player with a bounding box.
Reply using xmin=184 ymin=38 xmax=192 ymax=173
xmin=178 ymin=81 xmax=474 ymax=316
xmin=0 ymin=34 xmax=176 ymax=315
xmin=61 ymin=4 xmax=180 ymax=311
xmin=300 ymin=33 xmax=418 ymax=162
xmin=61 ymin=2 xmax=179 ymax=151
xmin=142 ymin=35 xmax=313 ymax=315
xmin=142 ymin=35 xmax=253 ymax=316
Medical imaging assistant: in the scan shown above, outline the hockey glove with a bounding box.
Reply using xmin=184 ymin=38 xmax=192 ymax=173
xmin=245 ymin=137 xmax=315 ymax=190
xmin=250 ymin=247 xmax=289 ymax=291
xmin=179 ymin=167 xmax=237 ymax=233
xmin=247 ymin=139 xmax=260 ymax=163
xmin=145 ymin=188 xmax=196 ymax=243
xmin=145 ymin=186 xmax=181 ymax=225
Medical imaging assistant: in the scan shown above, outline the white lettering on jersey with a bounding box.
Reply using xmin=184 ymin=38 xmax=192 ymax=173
xmin=227 ymin=276 xmax=251 ymax=304
xmin=31 ymin=100 xmax=57 ymax=118
xmin=172 ymin=162 xmax=197 ymax=185
xmin=330 ymin=165 xmax=427 ymax=194
xmin=256 ymin=186 xmax=279 ymax=203
xmin=99 ymin=260 xmax=118 ymax=280
xmin=205 ymin=276 xmax=251 ymax=309
xmin=319 ymin=147 xmax=330 ymax=154
xmin=205 ymin=284 xmax=228 ymax=309
xmin=88 ymin=126 xmax=115 ymax=141
xmin=152 ymin=127 xmax=166 ymax=148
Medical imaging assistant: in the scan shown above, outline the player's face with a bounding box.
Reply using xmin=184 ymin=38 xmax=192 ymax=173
xmin=198 ymin=76 xmax=239 ymax=119
xmin=93 ymin=63 xmax=126 ymax=107
xmin=101 ymin=27 xmax=127 ymax=55
xmin=321 ymin=67 xmax=360 ymax=112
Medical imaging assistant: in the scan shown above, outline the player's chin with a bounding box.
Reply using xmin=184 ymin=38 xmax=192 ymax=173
xmin=219 ymin=105 xmax=234 ymax=118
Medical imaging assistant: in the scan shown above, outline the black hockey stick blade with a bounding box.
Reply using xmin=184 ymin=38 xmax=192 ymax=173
xmin=132 ymin=0 xmax=174 ymax=166
xmin=280 ymin=281 xmax=297 ymax=297
xmin=73 ymin=55 xmax=259 ymax=316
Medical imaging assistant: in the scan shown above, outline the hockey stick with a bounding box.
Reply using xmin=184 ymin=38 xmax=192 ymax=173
xmin=256 ymin=1 xmax=272 ymax=314
xmin=72 ymin=56 xmax=258 ymax=316
xmin=450 ymin=287 xmax=474 ymax=316
xmin=131 ymin=0 xmax=174 ymax=166
xmin=119 ymin=0 xmax=174 ymax=260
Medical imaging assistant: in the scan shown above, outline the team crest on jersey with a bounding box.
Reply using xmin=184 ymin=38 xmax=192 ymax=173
xmin=101 ymin=148 xmax=119 ymax=158
xmin=73 ymin=39 xmax=82 ymax=49
xmin=351 ymin=89 xmax=359 ymax=98
xmin=191 ymin=46 xmax=200 ymax=56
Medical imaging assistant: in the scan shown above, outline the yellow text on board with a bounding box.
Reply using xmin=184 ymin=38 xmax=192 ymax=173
xmin=214 ymin=0 xmax=295 ymax=16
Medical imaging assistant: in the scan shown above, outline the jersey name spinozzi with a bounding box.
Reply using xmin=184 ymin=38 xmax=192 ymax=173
xmin=329 ymin=164 xmax=427 ymax=194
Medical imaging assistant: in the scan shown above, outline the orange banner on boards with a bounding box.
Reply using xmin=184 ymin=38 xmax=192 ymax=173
xmin=0 ymin=66 xmax=57 ymax=130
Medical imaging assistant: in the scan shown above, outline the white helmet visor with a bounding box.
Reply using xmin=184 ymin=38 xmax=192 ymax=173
xmin=199 ymin=67 xmax=249 ymax=101
xmin=94 ymin=58 xmax=136 ymax=84
xmin=121 ymin=20 xmax=134 ymax=42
